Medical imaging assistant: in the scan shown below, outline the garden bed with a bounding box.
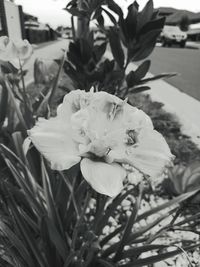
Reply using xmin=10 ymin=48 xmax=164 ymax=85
xmin=129 ymin=93 xmax=200 ymax=166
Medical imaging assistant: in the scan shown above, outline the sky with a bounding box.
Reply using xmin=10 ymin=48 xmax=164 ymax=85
xmin=14 ymin=0 xmax=200 ymax=29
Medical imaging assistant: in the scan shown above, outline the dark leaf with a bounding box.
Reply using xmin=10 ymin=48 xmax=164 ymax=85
xmin=132 ymin=29 xmax=161 ymax=61
xmin=0 ymin=220 xmax=34 ymax=266
xmin=114 ymin=184 xmax=143 ymax=261
xmin=100 ymin=225 xmax=124 ymax=247
xmin=45 ymin=217 xmax=68 ymax=261
xmin=137 ymin=0 xmax=154 ymax=31
xmin=8 ymin=197 xmax=47 ymax=267
xmin=139 ymin=72 xmax=177 ymax=84
xmin=102 ymin=7 xmax=117 ymax=25
xmin=137 ymin=189 xmax=200 ymax=222
xmin=97 ymin=259 xmax=115 ymax=267
xmin=129 ymin=86 xmax=151 ymax=94
xmin=0 ymin=79 xmax=8 ymax=127
xmin=120 ymin=243 xmax=200 ymax=267
xmin=134 ymin=60 xmax=151 ymax=81
xmin=0 ymin=61 xmax=18 ymax=74
xmin=126 ymin=71 xmax=136 ymax=88
xmin=121 ymin=244 xmax=168 ymax=259
xmin=139 ymin=17 xmax=166 ymax=36
xmin=65 ymin=7 xmax=85 ymax=17
xmin=125 ymin=3 xmax=138 ymax=40
xmin=107 ymin=0 xmax=123 ymax=19
xmin=97 ymin=187 xmax=135 ymax=234
xmin=97 ymin=14 xmax=105 ymax=27
xmin=108 ymin=27 xmax=124 ymax=68
xmin=93 ymin=42 xmax=107 ymax=63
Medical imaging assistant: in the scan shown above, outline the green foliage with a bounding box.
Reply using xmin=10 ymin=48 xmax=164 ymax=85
xmin=164 ymin=162 xmax=200 ymax=200
xmin=0 ymin=143 xmax=200 ymax=267
xmin=64 ymin=0 xmax=175 ymax=97
xmin=0 ymin=1 xmax=199 ymax=266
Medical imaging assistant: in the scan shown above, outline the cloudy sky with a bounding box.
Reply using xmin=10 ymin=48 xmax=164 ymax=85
xmin=15 ymin=0 xmax=200 ymax=29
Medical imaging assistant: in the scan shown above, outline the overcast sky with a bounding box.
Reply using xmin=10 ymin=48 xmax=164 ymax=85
xmin=15 ymin=0 xmax=200 ymax=29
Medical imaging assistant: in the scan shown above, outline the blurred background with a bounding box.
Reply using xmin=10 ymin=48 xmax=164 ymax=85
xmin=0 ymin=0 xmax=200 ymax=100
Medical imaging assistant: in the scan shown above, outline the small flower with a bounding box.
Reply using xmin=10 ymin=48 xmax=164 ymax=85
xmin=0 ymin=36 xmax=33 ymax=65
xmin=28 ymin=90 xmax=174 ymax=197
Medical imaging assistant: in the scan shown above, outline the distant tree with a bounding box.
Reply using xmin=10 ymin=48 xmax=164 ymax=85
xmin=179 ymin=14 xmax=190 ymax=31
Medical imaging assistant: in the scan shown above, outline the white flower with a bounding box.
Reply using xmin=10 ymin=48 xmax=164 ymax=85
xmin=28 ymin=90 xmax=173 ymax=197
xmin=0 ymin=36 xmax=33 ymax=65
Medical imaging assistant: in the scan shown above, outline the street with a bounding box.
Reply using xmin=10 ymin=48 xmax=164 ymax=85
xmin=26 ymin=39 xmax=200 ymax=102
xmin=146 ymin=44 xmax=200 ymax=101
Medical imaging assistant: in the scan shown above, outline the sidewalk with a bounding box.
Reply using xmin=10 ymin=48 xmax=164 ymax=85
xmin=24 ymin=39 xmax=69 ymax=84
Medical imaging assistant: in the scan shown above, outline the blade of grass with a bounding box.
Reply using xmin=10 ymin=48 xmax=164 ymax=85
xmin=7 ymin=196 xmax=47 ymax=267
xmin=120 ymin=243 xmax=200 ymax=267
xmin=114 ymin=183 xmax=143 ymax=262
xmin=0 ymin=221 xmax=34 ymax=267
xmin=45 ymin=217 xmax=68 ymax=261
xmin=97 ymin=186 xmax=136 ymax=234
xmin=136 ymin=189 xmax=200 ymax=222
xmin=0 ymin=78 xmax=8 ymax=127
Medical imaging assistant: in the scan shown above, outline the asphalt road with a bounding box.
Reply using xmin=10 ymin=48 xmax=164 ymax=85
xmin=145 ymin=44 xmax=200 ymax=101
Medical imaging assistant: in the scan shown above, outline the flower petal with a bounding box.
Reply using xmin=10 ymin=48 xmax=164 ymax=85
xmin=73 ymin=93 xmax=153 ymax=142
xmin=109 ymin=129 xmax=173 ymax=178
xmin=14 ymin=39 xmax=33 ymax=60
xmin=28 ymin=117 xmax=81 ymax=170
xmin=80 ymin=158 xmax=126 ymax=197
xmin=57 ymin=90 xmax=93 ymax=121
xmin=0 ymin=36 xmax=16 ymax=61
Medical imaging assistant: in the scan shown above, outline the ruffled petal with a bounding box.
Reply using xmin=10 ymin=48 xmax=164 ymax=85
xmin=80 ymin=158 xmax=126 ymax=197
xmin=0 ymin=36 xmax=16 ymax=61
xmin=28 ymin=117 xmax=81 ymax=170
xmin=108 ymin=129 xmax=173 ymax=178
xmin=57 ymin=90 xmax=93 ymax=121
xmin=72 ymin=93 xmax=153 ymax=142
xmin=14 ymin=39 xmax=33 ymax=60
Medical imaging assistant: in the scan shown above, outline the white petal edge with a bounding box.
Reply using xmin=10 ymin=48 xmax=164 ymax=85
xmin=80 ymin=158 xmax=126 ymax=197
xmin=108 ymin=129 xmax=174 ymax=178
xmin=28 ymin=117 xmax=81 ymax=171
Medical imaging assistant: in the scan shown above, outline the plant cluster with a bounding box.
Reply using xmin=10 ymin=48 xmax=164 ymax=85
xmin=64 ymin=0 xmax=175 ymax=96
xmin=0 ymin=1 xmax=200 ymax=267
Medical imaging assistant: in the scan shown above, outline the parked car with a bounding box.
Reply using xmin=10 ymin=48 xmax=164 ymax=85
xmin=161 ymin=25 xmax=187 ymax=48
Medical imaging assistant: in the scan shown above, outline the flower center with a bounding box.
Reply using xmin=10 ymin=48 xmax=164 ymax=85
xmin=126 ymin=130 xmax=138 ymax=146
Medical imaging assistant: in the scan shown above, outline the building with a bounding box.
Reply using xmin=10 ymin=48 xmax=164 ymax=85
xmin=24 ymin=13 xmax=57 ymax=43
xmin=0 ymin=0 xmax=57 ymax=43
xmin=0 ymin=0 xmax=25 ymax=39
xmin=187 ymin=23 xmax=200 ymax=41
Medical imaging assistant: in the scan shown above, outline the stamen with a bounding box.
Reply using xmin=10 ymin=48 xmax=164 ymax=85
xmin=126 ymin=129 xmax=138 ymax=145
